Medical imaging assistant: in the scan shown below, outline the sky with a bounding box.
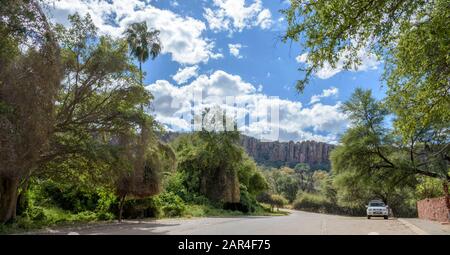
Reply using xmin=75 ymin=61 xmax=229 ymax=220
xmin=45 ymin=0 xmax=388 ymax=144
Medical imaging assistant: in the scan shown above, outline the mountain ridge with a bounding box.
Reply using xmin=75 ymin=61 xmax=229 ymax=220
xmin=159 ymin=132 xmax=335 ymax=169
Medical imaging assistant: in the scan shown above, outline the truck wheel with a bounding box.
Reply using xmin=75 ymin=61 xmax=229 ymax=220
xmin=367 ymin=216 xmax=371 ymax=219
xmin=384 ymin=216 xmax=388 ymax=220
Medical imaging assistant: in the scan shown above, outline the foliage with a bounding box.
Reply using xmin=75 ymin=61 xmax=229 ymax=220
xmin=0 ymin=0 xmax=61 ymax=223
xmin=270 ymin=194 xmax=288 ymax=211
xmin=238 ymin=155 xmax=269 ymax=196
xmin=124 ymin=21 xmax=162 ymax=84
xmin=416 ymin=177 xmax=445 ymax=200
xmin=257 ymin=192 xmax=288 ymax=212
xmin=174 ymin=128 xmax=243 ymax=203
xmin=282 ymin=0 xmax=449 ymax=184
xmin=159 ymin=192 xmax=186 ymax=217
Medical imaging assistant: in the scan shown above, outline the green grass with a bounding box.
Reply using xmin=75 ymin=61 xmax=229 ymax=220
xmin=0 ymin=207 xmax=114 ymax=234
xmin=181 ymin=203 xmax=290 ymax=218
xmin=1 ymin=203 xmax=289 ymax=234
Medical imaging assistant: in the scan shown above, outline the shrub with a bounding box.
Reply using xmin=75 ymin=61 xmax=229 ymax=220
xmin=159 ymin=192 xmax=186 ymax=217
xmin=40 ymin=180 xmax=100 ymax=212
xmin=121 ymin=196 xmax=162 ymax=219
xmin=256 ymin=192 xmax=287 ymax=212
xmin=72 ymin=211 xmax=97 ymax=222
xmin=164 ymin=172 xmax=189 ymax=199
xmin=270 ymin=194 xmax=288 ymax=211
xmin=293 ymin=193 xmax=365 ymax=216
xmin=223 ymin=185 xmax=264 ymax=213
xmin=293 ymin=193 xmax=330 ymax=212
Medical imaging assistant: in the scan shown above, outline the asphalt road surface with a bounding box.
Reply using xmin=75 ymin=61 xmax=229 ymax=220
xmin=34 ymin=210 xmax=440 ymax=235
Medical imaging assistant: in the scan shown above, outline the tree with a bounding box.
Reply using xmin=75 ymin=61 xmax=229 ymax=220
xmin=270 ymin=194 xmax=288 ymax=212
xmin=175 ymin=130 xmax=243 ymax=204
xmin=282 ymin=0 xmax=447 ymax=94
xmin=238 ymin=155 xmax=269 ymax=196
xmin=123 ymin=21 xmax=162 ymax=87
xmin=0 ymin=0 xmax=61 ymax=223
xmin=0 ymin=10 xmax=167 ymax=223
xmin=282 ymin=1 xmax=449 ymax=198
xmin=331 ymin=89 xmax=448 ymax=215
xmin=294 ymin=163 xmax=314 ymax=192
xmin=272 ymin=167 xmax=299 ymax=202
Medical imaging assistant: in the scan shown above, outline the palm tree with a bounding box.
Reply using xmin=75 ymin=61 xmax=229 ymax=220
xmin=124 ymin=21 xmax=162 ymax=88
xmin=119 ymin=22 xmax=162 ymax=222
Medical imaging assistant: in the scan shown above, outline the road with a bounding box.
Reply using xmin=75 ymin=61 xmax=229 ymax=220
xmin=32 ymin=210 xmax=448 ymax=235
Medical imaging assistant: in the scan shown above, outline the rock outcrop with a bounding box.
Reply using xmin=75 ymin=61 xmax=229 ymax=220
xmin=239 ymin=135 xmax=334 ymax=169
xmin=159 ymin=132 xmax=335 ymax=169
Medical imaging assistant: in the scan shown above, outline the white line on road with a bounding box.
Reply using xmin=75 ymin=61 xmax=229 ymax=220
xmin=398 ymin=219 xmax=429 ymax=235
xmin=368 ymin=232 xmax=379 ymax=235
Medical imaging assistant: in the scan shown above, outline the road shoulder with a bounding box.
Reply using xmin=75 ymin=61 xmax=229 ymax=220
xmin=398 ymin=218 xmax=450 ymax=235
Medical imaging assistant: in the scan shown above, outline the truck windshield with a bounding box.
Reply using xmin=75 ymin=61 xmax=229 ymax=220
xmin=369 ymin=202 xmax=385 ymax=207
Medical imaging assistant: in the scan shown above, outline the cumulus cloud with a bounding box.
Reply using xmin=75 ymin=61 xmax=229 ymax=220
xmin=296 ymin=48 xmax=381 ymax=79
xmin=203 ymin=0 xmax=272 ymax=33
xmin=228 ymin=43 xmax=243 ymax=58
xmin=147 ymin=71 xmax=348 ymax=143
xmin=45 ymin=0 xmax=221 ymax=65
xmin=310 ymin=87 xmax=339 ymax=104
xmin=172 ymin=65 xmax=199 ymax=85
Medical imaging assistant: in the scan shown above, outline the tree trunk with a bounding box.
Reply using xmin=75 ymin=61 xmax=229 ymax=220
xmin=443 ymin=180 xmax=450 ymax=221
xmin=118 ymin=194 xmax=127 ymax=222
xmin=139 ymin=60 xmax=144 ymax=112
xmin=0 ymin=176 xmax=20 ymax=224
xmin=16 ymin=176 xmax=31 ymax=216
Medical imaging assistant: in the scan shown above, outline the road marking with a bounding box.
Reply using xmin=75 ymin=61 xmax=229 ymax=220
xmin=67 ymin=232 xmax=80 ymax=235
xmin=397 ymin=219 xmax=429 ymax=235
xmin=368 ymin=232 xmax=379 ymax=235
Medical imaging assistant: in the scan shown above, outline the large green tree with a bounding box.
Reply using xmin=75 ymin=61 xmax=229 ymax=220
xmin=283 ymin=0 xmax=449 ymax=212
xmin=0 ymin=0 xmax=61 ymax=223
xmin=331 ymin=89 xmax=448 ymax=214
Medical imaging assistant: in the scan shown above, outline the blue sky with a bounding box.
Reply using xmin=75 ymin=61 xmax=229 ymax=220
xmin=46 ymin=0 xmax=387 ymax=144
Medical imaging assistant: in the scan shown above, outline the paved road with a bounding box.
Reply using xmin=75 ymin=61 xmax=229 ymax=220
xmin=34 ymin=210 xmax=443 ymax=235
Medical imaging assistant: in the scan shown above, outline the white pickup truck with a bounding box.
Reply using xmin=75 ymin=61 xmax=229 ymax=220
xmin=366 ymin=200 xmax=389 ymax=219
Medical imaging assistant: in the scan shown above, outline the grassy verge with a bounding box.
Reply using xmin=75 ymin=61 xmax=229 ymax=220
xmin=0 ymin=203 xmax=289 ymax=234
xmin=0 ymin=207 xmax=115 ymax=234
xmin=183 ymin=203 xmax=290 ymax=218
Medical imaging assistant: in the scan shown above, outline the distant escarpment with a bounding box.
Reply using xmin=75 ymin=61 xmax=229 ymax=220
xmin=239 ymin=135 xmax=334 ymax=169
xmin=159 ymin=132 xmax=335 ymax=170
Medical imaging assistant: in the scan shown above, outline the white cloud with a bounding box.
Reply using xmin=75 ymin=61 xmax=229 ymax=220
xmin=228 ymin=43 xmax=243 ymax=58
xmin=256 ymin=9 xmax=272 ymax=29
xmin=45 ymin=0 xmax=221 ymax=65
xmin=296 ymin=48 xmax=381 ymax=79
xmin=147 ymin=71 xmax=348 ymax=143
xmin=310 ymin=87 xmax=339 ymax=104
xmin=172 ymin=65 xmax=199 ymax=85
xmin=203 ymin=0 xmax=272 ymax=33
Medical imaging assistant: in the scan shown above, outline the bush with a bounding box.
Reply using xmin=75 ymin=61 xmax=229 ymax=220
xmin=256 ymin=192 xmax=287 ymax=212
xmin=121 ymin=196 xmax=162 ymax=219
xmin=270 ymin=194 xmax=288 ymax=211
xmin=225 ymin=185 xmax=260 ymax=213
xmin=25 ymin=206 xmax=47 ymax=221
xmin=72 ymin=211 xmax=97 ymax=222
xmin=293 ymin=193 xmax=330 ymax=212
xmin=39 ymin=180 xmax=101 ymax=212
xmin=159 ymin=192 xmax=186 ymax=217
xmin=293 ymin=193 xmax=365 ymax=216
